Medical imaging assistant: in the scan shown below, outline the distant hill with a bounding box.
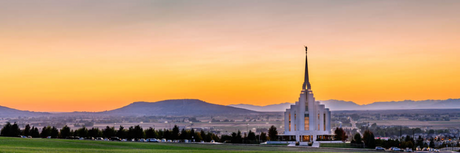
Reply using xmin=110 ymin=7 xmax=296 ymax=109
xmin=101 ymin=99 xmax=258 ymax=116
xmin=0 ymin=106 xmax=49 ymax=117
xmin=229 ymin=98 xmax=460 ymax=112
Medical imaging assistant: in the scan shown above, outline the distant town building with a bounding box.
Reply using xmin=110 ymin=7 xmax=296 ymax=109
xmin=280 ymin=47 xmax=332 ymax=145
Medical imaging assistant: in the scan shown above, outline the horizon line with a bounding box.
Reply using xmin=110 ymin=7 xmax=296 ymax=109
xmin=2 ymin=97 xmax=460 ymax=113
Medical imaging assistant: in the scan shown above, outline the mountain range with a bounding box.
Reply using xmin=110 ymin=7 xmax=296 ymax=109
xmin=1 ymin=98 xmax=460 ymax=118
xmin=228 ymin=98 xmax=460 ymax=112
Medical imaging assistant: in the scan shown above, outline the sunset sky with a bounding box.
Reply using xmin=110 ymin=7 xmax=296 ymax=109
xmin=1 ymin=0 xmax=459 ymax=112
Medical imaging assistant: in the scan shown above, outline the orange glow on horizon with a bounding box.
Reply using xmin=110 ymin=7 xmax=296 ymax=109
xmin=1 ymin=1 xmax=460 ymax=112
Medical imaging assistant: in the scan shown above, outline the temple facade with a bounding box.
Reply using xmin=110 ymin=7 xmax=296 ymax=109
xmin=281 ymin=47 xmax=332 ymax=145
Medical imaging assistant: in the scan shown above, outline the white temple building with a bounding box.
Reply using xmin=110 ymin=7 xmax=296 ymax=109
xmin=280 ymin=46 xmax=332 ymax=145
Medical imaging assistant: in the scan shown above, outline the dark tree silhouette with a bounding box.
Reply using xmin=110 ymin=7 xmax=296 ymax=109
xmin=60 ymin=125 xmax=71 ymax=138
xmin=31 ymin=127 xmax=40 ymax=138
xmin=51 ymin=126 xmax=59 ymax=138
xmin=268 ymin=125 xmax=278 ymax=141
xmin=353 ymin=133 xmax=362 ymax=144
xmin=0 ymin=122 xmax=21 ymax=137
xmin=41 ymin=126 xmax=52 ymax=138
xmin=260 ymin=132 xmax=268 ymax=142
xmin=117 ymin=126 xmax=126 ymax=139
xmin=163 ymin=129 xmax=170 ymax=140
xmin=179 ymin=128 xmax=188 ymax=140
xmin=23 ymin=124 xmax=31 ymax=136
xmin=200 ymin=130 xmax=207 ymax=142
xmin=103 ymin=126 xmax=116 ymax=138
xmin=157 ymin=129 xmax=164 ymax=139
xmin=1 ymin=122 xmax=12 ymax=136
xmin=247 ymin=130 xmax=256 ymax=143
xmin=145 ymin=127 xmax=157 ymax=139
xmin=172 ymin=125 xmax=179 ymax=140
xmin=75 ymin=126 xmax=88 ymax=138
xmin=194 ymin=130 xmax=202 ymax=142
xmin=334 ymin=127 xmax=348 ymax=141
xmin=363 ymin=130 xmax=376 ymax=148
xmin=126 ymin=125 xmax=144 ymax=140
xmin=11 ymin=123 xmax=21 ymax=137
xmin=88 ymin=127 xmax=102 ymax=138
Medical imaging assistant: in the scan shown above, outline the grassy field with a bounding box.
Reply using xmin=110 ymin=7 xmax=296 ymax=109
xmin=0 ymin=137 xmax=375 ymax=153
xmin=319 ymin=143 xmax=363 ymax=148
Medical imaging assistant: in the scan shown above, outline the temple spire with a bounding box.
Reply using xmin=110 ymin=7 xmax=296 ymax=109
xmin=302 ymin=46 xmax=312 ymax=90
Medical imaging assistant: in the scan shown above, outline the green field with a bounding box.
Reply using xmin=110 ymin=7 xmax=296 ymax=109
xmin=319 ymin=143 xmax=361 ymax=148
xmin=0 ymin=137 xmax=374 ymax=153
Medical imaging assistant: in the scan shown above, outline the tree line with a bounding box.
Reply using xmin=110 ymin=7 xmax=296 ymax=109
xmin=1 ymin=122 xmax=275 ymax=143
xmin=349 ymin=129 xmax=449 ymax=149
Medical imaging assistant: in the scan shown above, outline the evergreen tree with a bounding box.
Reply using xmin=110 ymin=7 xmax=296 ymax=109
xmin=51 ymin=126 xmax=59 ymax=138
xmin=23 ymin=124 xmax=31 ymax=136
xmin=88 ymin=127 xmax=102 ymax=138
xmin=247 ymin=130 xmax=256 ymax=143
xmin=353 ymin=133 xmax=362 ymax=144
xmin=41 ymin=126 xmax=52 ymax=138
xmin=370 ymin=132 xmax=376 ymax=148
xmin=60 ymin=125 xmax=71 ymax=138
xmin=363 ymin=130 xmax=376 ymax=148
xmin=1 ymin=122 xmax=12 ymax=136
xmin=200 ymin=130 xmax=206 ymax=142
xmin=133 ymin=125 xmax=144 ymax=139
xmin=103 ymin=126 xmax=116 ymax=138
xmin=10 ymin=123 xmax=21 ymax=137
xmin=0 ymin=122 xmax=21 ymax=137
xmin=75 ymin=126 xmax=88 ymax=138
xmin=195 ymin=131 xmax=202 ymax=142
xmin=157 ymin=129 xmax=164 ymax=139
xmin=236 ymin=130 xmax=243 ymax=143
xmin=179 ymin=129 xmax=186 ymax=140
xmin=184 ymin=130 xmax=190 ymax=140
xmin=117 ymin=126 xmax=126 ymax=139
xmin=260 ymin=132 xmax=268 ymax=142
xmin=163 ymin=129 xmax=171 ymax=140
xmin=145 ymin=127 xmax=157 ymax=138
xmin=127 ymin=126 xmax=134 ymax=139
xmin=231 ymin=132 xmax=237 ymax=143
xmin=405 ymin=136 xmax=412 ymax=142
xmin=268 ymin=125 xmax=278 ymax=141
xmin=211 ymin=133 xmax=219 ymax=141
xmin=172 ymin=125 xmax=179 ymax=140
xmin=206 ymin=132 xmax=213 ymax=142
xmin=31 ymin=127 xmax=40 ymax=138
xmin=220 ymin=134 xmax=232 ymax=142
